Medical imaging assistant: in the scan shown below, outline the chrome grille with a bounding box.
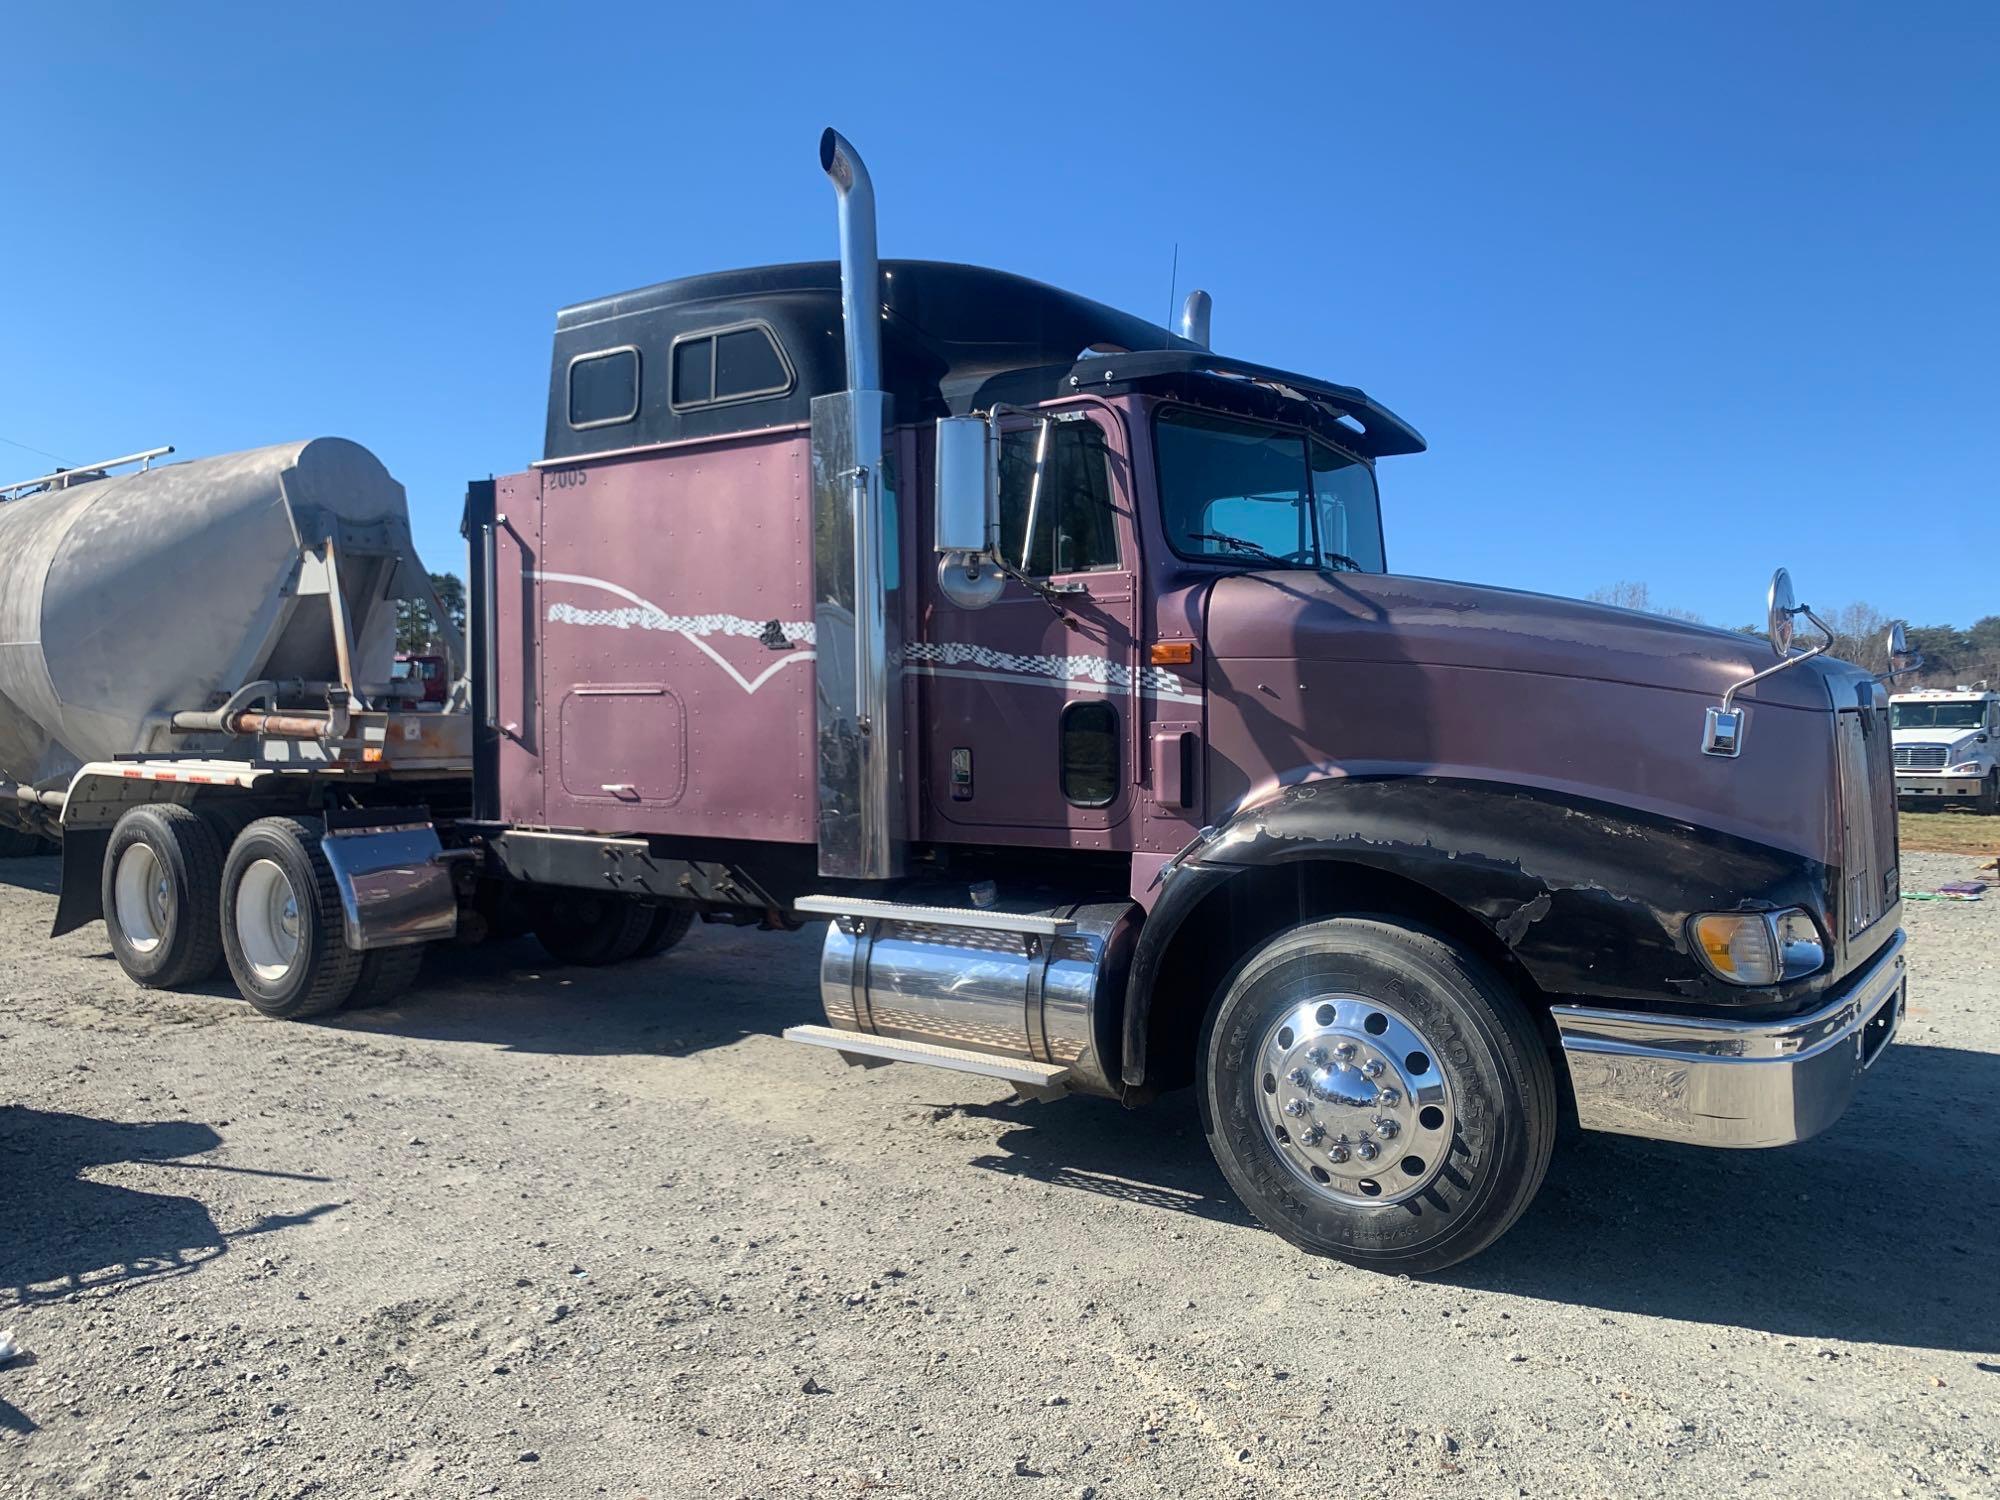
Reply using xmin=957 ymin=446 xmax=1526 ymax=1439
xmin=1893 ymin=744 xmax=1948 ymax=771
xmin=1837 ymin=709 xmax=1899 ymax=941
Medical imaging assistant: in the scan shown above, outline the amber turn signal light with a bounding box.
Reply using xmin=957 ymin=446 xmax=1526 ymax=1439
xmin=1149 ymin=642 xmax=1194 ymax=666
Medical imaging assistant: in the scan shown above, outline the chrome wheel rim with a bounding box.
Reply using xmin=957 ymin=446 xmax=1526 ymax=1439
xmin=113 ymin=843 xmax=172 ymax=954
xmin=1255 ymin=995 xmax=1455 ymax=1206
xmin=235 ymin=858 xmax=303 ymax=984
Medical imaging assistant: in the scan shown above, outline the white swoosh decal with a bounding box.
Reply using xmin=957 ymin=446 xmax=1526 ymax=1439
xmin=533 ymin=572 xmax=1202 ymax=705
xmin=534 ymin=571 xmax=815 ymax=695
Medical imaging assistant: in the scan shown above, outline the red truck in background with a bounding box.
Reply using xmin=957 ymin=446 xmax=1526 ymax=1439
xmin=0 ymin=129 xmax=1908 ymax=1272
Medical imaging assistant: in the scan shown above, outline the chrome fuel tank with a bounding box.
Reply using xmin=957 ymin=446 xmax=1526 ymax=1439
xmin=815 ymin=901 xmax=1139 ymax=1098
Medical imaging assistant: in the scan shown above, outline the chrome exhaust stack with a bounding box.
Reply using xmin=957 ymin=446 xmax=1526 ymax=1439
xmin=1179 ymin=289 xmax=1212 ymax=348
xmin=811 ymin=128 xmax=905 ymax=880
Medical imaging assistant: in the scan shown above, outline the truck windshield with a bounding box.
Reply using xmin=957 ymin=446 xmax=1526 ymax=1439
xmin=1892 ymin=702 xmax=1986 ymax=729
xmin=1156 ymin=407 xmax=1384 ymax=571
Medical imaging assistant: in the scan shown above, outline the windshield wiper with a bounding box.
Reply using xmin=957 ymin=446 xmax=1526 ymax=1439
xmin=1185 ymin=529 xmax=1283 ymax=565
xmin=1321 ymin=551 xmax=1365 ymax=573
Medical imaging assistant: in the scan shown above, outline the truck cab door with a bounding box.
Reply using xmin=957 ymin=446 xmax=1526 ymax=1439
xmin=917 ymin=408 xmax=1139 ymax=837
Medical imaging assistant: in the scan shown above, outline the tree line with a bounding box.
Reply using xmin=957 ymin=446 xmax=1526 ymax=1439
xmin=396 ymin=572 xmax=467 ymax=655
xmin=1588 ymin=581 xmax=1999 ymax=687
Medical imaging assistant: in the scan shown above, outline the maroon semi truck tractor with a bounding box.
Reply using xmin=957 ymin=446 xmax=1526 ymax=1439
xmin=37 ymin=129 xmax=1906 ymax=1273
xmin=444 ymin=129 xmax=1907 ymax=1272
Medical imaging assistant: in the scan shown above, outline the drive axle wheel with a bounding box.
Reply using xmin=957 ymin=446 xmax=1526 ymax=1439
xmin=1201 ymin=916 xmax=1556 ymax=1275
xmin=633 ymin=905 xmax=695 ymax=960
xmin=0 ymin=826 xmax=46 ymax=859
xmin=102 ymin=804 xmax=225 ymax=989
xmin=220 ymin=816 xmax=362 ymax=1019
xmin=531 ymin=893 xmax=655 ymax=966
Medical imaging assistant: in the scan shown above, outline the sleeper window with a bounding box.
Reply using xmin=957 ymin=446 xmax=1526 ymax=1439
xmin=568 ymin=349 xmax=640 ymax=429
xmin=671 ymin=323 xmax=793 ymax=409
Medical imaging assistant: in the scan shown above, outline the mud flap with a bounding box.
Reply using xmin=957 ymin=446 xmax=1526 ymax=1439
xmin=320 ymin=815 xmax=457 ymax=951
xmin=51 ymin=829 xmax=109 ymax=938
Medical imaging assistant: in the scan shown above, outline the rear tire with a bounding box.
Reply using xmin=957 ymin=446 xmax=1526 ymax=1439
xmin=344 ymin=945 xmax=427 ymax=1010
xmin=1200 ymin=916 xmax=1557 ymax=1275
xmin=531 ymin=893 xmax=655 ymax=966
xmin=102 ymin=805 xmax=226 ymax=989
xmin=220 ymin=816 xmax=362 ymax=1019
xmin=0 ymin=826 xmax=46 ymax=859
xmin=633 ymin=905 xmax=695 ymax=960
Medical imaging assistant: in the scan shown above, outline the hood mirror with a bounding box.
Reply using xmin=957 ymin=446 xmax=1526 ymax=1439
xmin=1705 ymin=566 xmax=1834 ymax=758
xmin=1767 ymin=568 xmax=1798 ymax=657
xmin=1876 ymin=620 xmax=1923 ymax=684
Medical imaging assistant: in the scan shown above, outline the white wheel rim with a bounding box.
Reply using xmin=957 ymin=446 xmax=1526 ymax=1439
xmin=113 ymin=843 xmax=172 ymax=954
xmin=235 ymin=858 xmax=303 ymax=983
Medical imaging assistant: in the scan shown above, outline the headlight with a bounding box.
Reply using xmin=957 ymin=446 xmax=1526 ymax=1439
xmin=1948 ymin=762 xmax=1984 ymax=775
xmin=1690 ymin=908 xmax=1826 ymax=985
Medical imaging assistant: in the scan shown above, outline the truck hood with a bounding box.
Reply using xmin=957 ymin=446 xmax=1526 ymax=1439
xmin=1890 ymin=726 xmax=1986 ymax=752
xmin=1204 ymin=571 xmax=1848 ymax=712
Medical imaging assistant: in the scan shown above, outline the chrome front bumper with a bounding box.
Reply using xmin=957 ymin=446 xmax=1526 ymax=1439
xmin=1550 ymin=929 xmax=1906 ymax=1148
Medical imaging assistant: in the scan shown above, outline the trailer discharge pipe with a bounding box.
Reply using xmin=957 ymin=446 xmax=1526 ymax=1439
xmin=168 ymin=678 xmax=346 ymax=740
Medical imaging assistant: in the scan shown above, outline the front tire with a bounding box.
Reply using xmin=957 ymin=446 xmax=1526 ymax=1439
xmin=220 ymin=816 xmax=362 ymax=1019
xmin=1978 ymin=772 xmax=1999 ymax=816
xmin=1200 ymin=917 xmax=1556 ymax=1275
xmin=102 ymin=805 xmax=226 ymax=989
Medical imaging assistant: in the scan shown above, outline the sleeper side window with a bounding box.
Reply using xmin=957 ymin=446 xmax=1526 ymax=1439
xmin=568 ymin=348 xmax=640 ymax=429
xmin=996 ymin=419 xmax=1120 ymax=576
xmin=671 ymin=323 xmax=794 ymax=410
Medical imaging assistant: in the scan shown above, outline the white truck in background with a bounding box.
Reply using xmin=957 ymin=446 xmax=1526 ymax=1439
xmin=1890 ymin=686 xmax=2000 ymax=812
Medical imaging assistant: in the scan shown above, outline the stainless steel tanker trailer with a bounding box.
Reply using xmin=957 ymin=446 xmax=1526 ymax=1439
xmin=0 ymin=127 xmax=1909 ymax=1273
xmin=0 ymin=439 xmax=482 ymax=1012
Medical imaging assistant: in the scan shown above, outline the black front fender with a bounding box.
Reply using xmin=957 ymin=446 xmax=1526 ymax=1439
xmin=1120 ymin=777 xmax=1834 ymax=1089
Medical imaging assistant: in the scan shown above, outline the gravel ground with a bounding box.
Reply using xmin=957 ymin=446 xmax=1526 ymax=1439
xmin=1 ymin=851 xmax=1995 ymax=1499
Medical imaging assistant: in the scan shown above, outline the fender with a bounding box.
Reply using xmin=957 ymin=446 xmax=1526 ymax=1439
xmin=1121 ymin=775 xmax=1837 ymax=1089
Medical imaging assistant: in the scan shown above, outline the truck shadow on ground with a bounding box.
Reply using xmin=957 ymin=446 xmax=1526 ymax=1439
xmin=963 ymin=1041 xmax=1999 ymax=1354
xmin=0 ymin=853 xmax=58 ymax=895
xmin=326 ymin=924 xmax=826 ymax=1058
xmin=964 ymin=1092 xmax=1259 ymax=1228
xmin=0 ymin=1107 xmax=340 ymax=1311
xmin=1445 ymin=1037 xmax=2000 ymax=1352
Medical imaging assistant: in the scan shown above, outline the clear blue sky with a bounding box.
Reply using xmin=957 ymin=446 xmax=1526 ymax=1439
xmin=5 ymin=2 xmax=1994 ymax=629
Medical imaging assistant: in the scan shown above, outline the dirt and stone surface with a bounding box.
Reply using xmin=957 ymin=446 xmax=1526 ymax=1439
xmin=0 ymin=850 xmax=1994 ymax=1499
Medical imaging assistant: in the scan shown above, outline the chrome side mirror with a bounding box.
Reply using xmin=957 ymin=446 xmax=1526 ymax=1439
xmin=1767 ymin=567 xmax=1798 ymax=657
xmin=933 ymin=416 xmax=1004 ymax=609
xmin=1706 ymin=565 xmax=1833 ymax=758
xmin=1877 ymin=620 xmax=1923 ymax=684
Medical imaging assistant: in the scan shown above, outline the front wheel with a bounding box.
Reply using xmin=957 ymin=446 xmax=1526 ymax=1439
xmin=1200 ymin=917 xmax=1556 ymax=1275
xmin=1978 ymin=772 xmax=1999 ymax=816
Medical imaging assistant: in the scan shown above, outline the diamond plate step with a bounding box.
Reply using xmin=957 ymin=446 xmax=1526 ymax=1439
xmin=782 ymin=1024 xmax=1070 ymax=1096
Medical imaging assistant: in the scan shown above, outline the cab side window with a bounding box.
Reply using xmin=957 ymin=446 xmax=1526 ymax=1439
xmin=996 ymin=420 xmax=1119 ymax=576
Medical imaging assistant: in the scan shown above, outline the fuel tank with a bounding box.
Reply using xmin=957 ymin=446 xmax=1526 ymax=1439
xmin=814 ymin=900 xmax=1140 ymax=1098
xmin=0 ymin=439 xmax=414 ymax=794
